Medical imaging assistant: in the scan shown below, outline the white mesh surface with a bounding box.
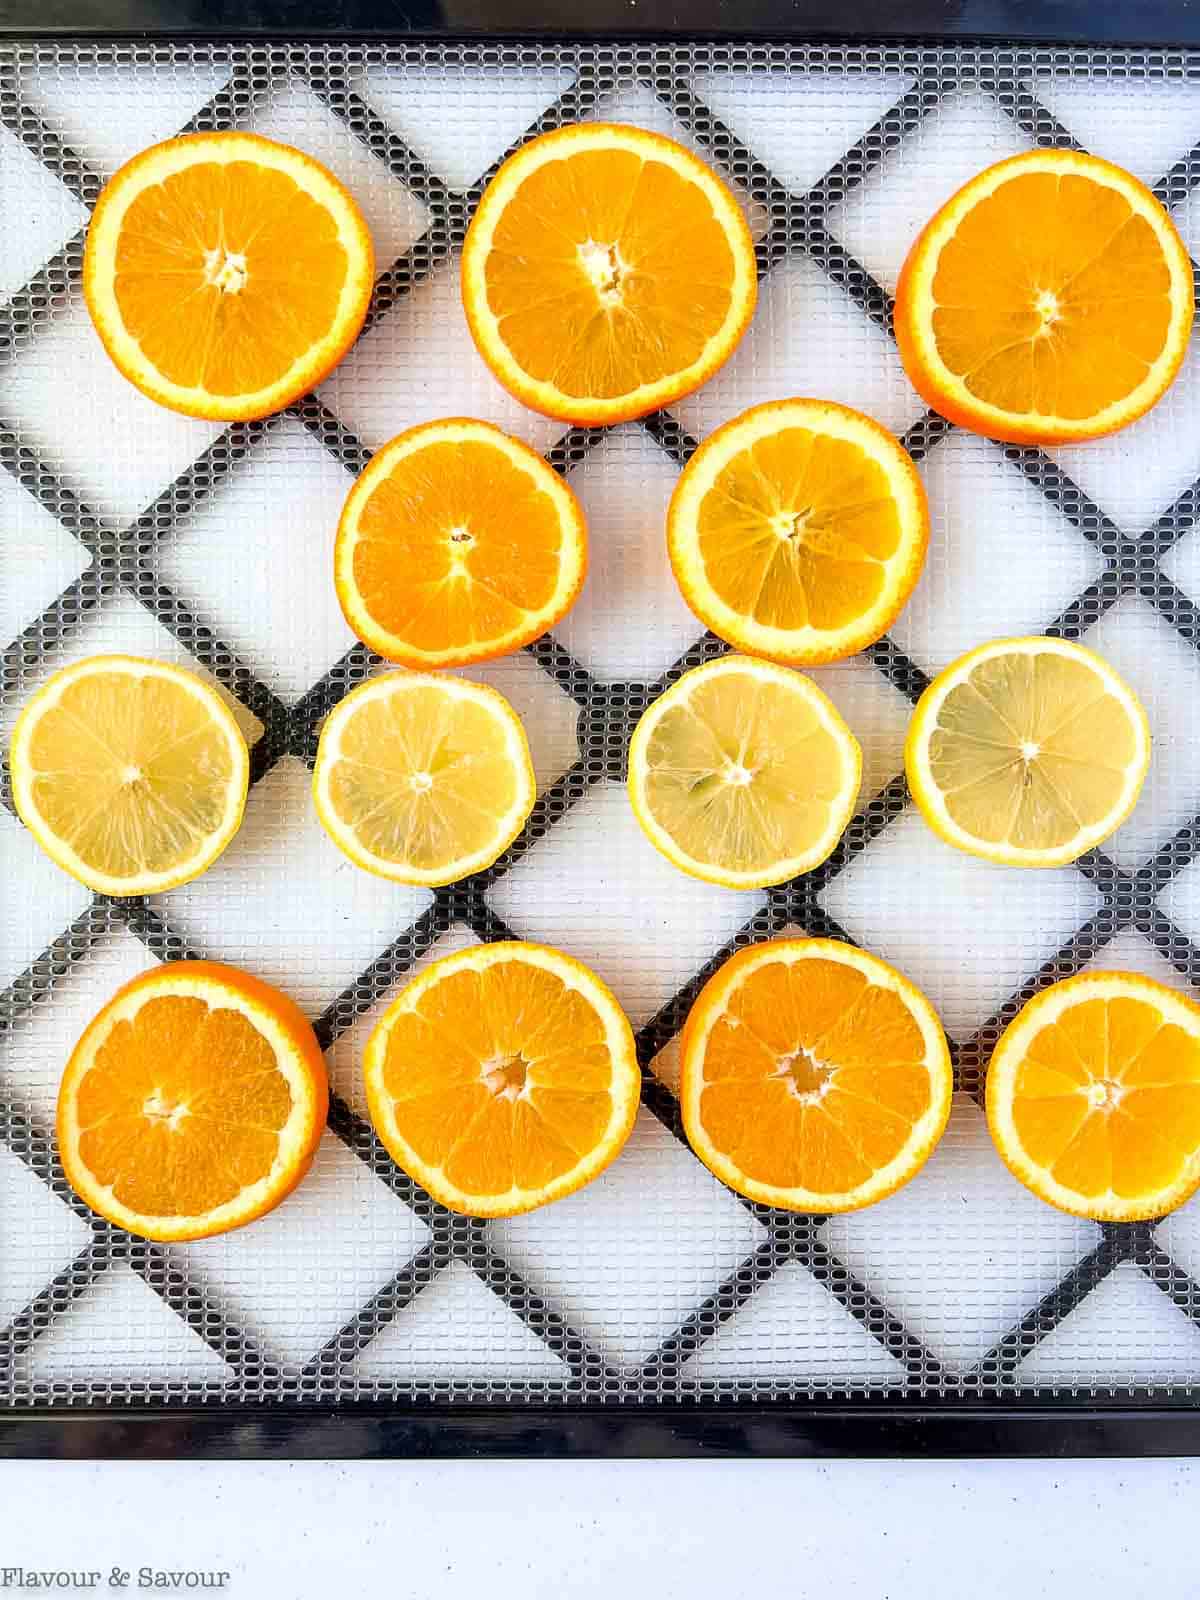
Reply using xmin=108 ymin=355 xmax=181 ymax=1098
xmin=4 ymin=40 xmax=1200 ymax=1414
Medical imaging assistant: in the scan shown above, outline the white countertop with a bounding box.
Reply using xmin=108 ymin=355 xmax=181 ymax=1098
xmin=1 ymin=1456 xmax=1193 ymax=1597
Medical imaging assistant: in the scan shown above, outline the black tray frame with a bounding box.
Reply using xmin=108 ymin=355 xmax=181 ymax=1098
xmin=8 ymin=1400 xmax=1200 ymax=1458
xmin=1 ymin=0 xmax=1199 ymax=48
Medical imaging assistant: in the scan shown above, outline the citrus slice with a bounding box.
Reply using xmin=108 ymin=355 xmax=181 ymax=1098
xmin=627 ymin=655 xmax=861 ymax=889
xmin=83 ymin=131 xmax=374 ymax=421
xmin=10 ymin=655 xmax=249 ymax=897
xmin=894 ymin=149 xmax=1194 ymax=444
xmin=334 ymin=418 xmax=587 ymax=668
xmin=905 ymin=636 xmax=1150 ymax=868
xmin=987 ymin=971 xmax=1200 ymax=1221
xmin=313 ymin=671 xmax=536 ymax=886
xmin=364 ymin=940 xmax=640 ymax=1216
xmin=58 ymin=961 xmax=328 ymax=1242
xmin=667 ymin=399 xmax=929 ymax=665
xmin=681 ymin=938 xmax=952 ymax=1212
xmin=461 ymin=122 xmax=757 ymax=425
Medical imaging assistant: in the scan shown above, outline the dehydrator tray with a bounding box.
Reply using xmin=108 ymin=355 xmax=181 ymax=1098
xmin=7 ymin=19 xmax=1200 ymax=1458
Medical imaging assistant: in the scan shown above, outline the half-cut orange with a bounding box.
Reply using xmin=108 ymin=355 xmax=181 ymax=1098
xmin=334 ymin=419 xmax=587 ymax=668
xmin=667 ymin=399 xmax=929 ymax=664
xmin=83 ymin=132 xmax=374 ymax=421
xmin=681 ymin=938 xmax=953 ymax=1212
xmin=987 ymin=971 xmax=1200 ymax=1221
xmin=895 ymin=149 xmax=1193 ymax=444
xmin=58 ymin=961 xmax=328 ymax=1242
xmin=461 ymin=122 xmax=758 ymax=425
xmin=364 ymin=941 xmax=640 ymax=1216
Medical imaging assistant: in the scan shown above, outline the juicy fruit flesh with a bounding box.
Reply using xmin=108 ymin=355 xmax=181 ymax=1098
xmin=25 ymin=672 xmax=238 ymax=880
xmin=641 ymin=672 xmax=850 ymax=873
xmin=926 ymin=651 xmax=1139 ymax=851
xmin=381 ymin=961 xmax=619 ymax=1196
xmin=1010 ymin=996 xmax=1200 ymax=1201
xmin=114 ymin=159 xmax=349 ymax=397
xmin=697 ymin=428 xmax=902 ymax=631
xmin=350 ymin=440 xmax=566 ymax=653
xmin=483 ymin=147 xmax=738 ymax=400
xmin=326 ymin=687 xmax=524 ymax=870
xmin=697 ymin=957 xmax=934 ymax=1193
xmin=930 ymin=170 xmax=1173 ymax=419
xmin=76 ymin=995 xmax=293 ymax=1216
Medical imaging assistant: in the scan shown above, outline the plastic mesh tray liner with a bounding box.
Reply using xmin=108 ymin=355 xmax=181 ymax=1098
xmin=6 ymin=39 xmax=1200 ymax=1412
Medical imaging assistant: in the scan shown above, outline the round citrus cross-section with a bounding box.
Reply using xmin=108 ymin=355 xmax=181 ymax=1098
xmin=58 ymin=961 xmax=329 ymax=1242
xmin=987 ymin=971 xmax=1200 ymax=1221
xmin=628 ymin=654 xmax=862 ymax=889
xmin=905 ymin=636 xmax=1150 ymax=869
xmin=894 ymin=149 xmax=1194 ymax=444
xmin=667 ymin=399 xmax=929 ymax=665
xmin=364 ymin=940 xmax=641 ymax=1216
xmin=83 ymin=131 xmax=375 ymax=421
xmin=334 ymin=418 xmax=587 ymax=669
xmin=681 ymin=938 xmax=953 ymax=1213
xmin=9 ymin=654 xmax=250 ymax=897
xmin=461 ymin=122 xmax=758 ymax=425
xmin=313 ymin=670 xmax=536 ymax=887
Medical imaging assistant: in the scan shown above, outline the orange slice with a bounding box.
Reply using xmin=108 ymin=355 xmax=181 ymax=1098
xmin=364 ymin=941 xmax=640 ymax=1216
xmin=9 ymin=654 xmax=249 ymax=897
xmin=627 ymin=655 xmax=861 ymax=889
xmin=894 ymin=149 xmax=1194 ymax=444
xmin=334 ymin=418 xmax=587 ymax=668
xmin=312 ymin=671 xmax=535 ymax=886
xmin=58 ymin=961 xmax=328 ymax=1242
xmin=461 ymin=122 xmax=757 ymax=425
xmin=681 ymin=939 xmax=952 ymax=1212
xmin=83 ymin=132 xmax=374 ymax=421
xmin=667 ymin=399 xmax=929 ymax=665
xmin=987 ymin=971 xmax=1200 ymax=1221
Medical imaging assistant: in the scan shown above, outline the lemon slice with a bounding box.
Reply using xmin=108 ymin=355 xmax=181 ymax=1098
xmin=906 ymin=637 xmax=1150 ymax=868
xmin=313 ymin=671 xmax=536 ymax=886
xmin=667 ymin=399 xmax=929 ymax=665
xmin=627 ymin=655 xmax=861 ymax=889
xmin=10 ymin=655 xmax=249 ymax=896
